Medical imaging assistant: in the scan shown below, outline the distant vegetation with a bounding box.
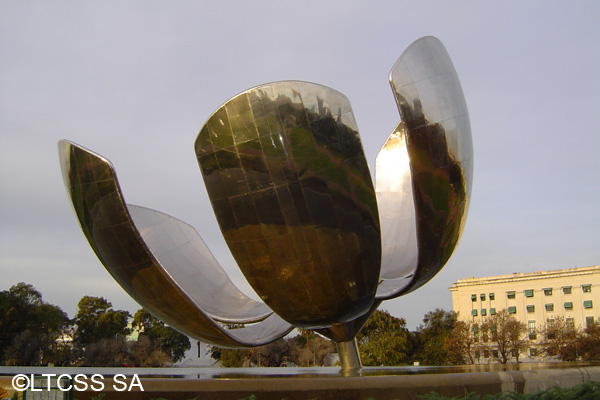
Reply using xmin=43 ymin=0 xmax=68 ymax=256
xmin=1 ymin=282 xmax=598 ymax=367
xmin=0 ymin=282 xmax=190 ymax=367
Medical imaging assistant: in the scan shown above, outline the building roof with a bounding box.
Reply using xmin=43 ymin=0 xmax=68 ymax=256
xmin=449 ymin=265 xmax=599 ymax=290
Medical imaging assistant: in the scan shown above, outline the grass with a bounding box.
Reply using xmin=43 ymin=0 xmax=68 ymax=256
xmin=417 ymin=380 xmax=600 ymax=400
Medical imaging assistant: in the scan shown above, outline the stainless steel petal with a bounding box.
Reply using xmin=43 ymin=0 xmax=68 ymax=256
xmin=195 ymin=81 xmax=381 ymax=329
xmin=127 ymin=205 xmax=272 ymax=324
xmin=376 ymin=36 xmax=473 ymax=299
xmin=58 ymin=140 xmax=292 ymax=347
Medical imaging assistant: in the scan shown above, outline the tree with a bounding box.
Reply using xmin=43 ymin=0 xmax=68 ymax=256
xmin=289 ymin=331 xmax=334 ymax=367
xmin=0 ymin=283 xmax=70 ymax=366
xmin=209 ymin=332 xmax=334 ymax=368
xmin=129 ymin=336 xmax=171 ymax=367
xmin=207 ymin=323 xmax=256 ymax=367
xmin=416 ymin=309 xmax=457 ymax=365
xmin=255 ymin=339 xmax=292 ymax=367
xmin=357 ymin=310 xmax=410 ymax=366
xmin=132 ymin=309 xmax=191 ymax=363
xmin=579 ymin=318 xmax=600 ymax=361
xmin=506 ymin=318 xmax=529 ymax=363
xmin=488 ymin=309 xmax=527 ymax=364
xmin=537 ymin=317 xmax=581 ymax=361
xmin=73 ymin=296 xmax=131 ymax=347
xmin=208 ymin=347 xmax=253 ymax=367
xmin=0 ymin=283 xmax=43 ymax=361
xmin=82 ymin=336 xmax=129 ymax=367
xmin=444 ymin=320 xmax=477 ymax=364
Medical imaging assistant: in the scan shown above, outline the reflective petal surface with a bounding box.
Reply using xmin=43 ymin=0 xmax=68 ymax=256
xmin=376 ymin=36 xmax=473 ymax=299
xmin=59 ymin=140 xmax=292 ymax=347
xmin=195 ymin=81 xmax=381 ymax=328
xmin=128 ymin=205 xmax=271 ymax=324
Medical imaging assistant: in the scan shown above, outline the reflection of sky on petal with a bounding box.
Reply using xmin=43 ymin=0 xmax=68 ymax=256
xmin=376 ymin=128 xmax=418 ymax=284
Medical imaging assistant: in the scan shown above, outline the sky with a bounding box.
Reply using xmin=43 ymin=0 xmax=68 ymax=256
xmin=1 ymin=1 xmax=599 ymax=331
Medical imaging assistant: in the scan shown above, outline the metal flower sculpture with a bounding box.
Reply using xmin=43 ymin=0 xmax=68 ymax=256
xmin=59 ymin=36 xmax=472 ymax=372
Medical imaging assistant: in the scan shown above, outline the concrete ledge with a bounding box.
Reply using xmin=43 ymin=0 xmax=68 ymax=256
xmin=67 ymin=366 xmax=600 ymax=400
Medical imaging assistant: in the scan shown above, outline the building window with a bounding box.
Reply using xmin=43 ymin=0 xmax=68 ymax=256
xmin=490 ymin=308 xmax=496 ymax=315
xmin=524 ymin=289 xmax=534 ymax=297
xmin=543 ymin=288 xmax=552 ymax=296
xmin=471 ymin=294 xmax=477 ymax=301
xmin=530 ymin=348 xmax=537 ymax=357
xmin=586 ymin=316 xmax=595 ymax=328
xmin=526 ymin=305 xmax=535 ymax=313
xmin=489 ymin=293 xmax=495 ymax=301
xmin=566 ymin=318 xmax=574 ymax=328
xmin=563 ymin=286 xmax=572 ymax=294
xmin=471 ymin=309 xmax=478 ymax=316
xmin=507 ymin=291 xmax=516 ymax=299
xmin=582 ymin=284 xmax=592 ymax=293
xmin=492 ymin=350 xmax=499 ymax=359
xmin=481 ymin=308 xmax=487 ymax=316
xmin=508 ymin=306 xmax=517 ymax=314
xmin=564 ymin=302 xmax=573 ymax=310
xmin=545 ymin=303 xmax=554 ymax=312
xmin=583 ymin=300 xmax=593 ymax=309
xmin=480 ymin=293 xmax=486 ymax=301
xmin=528 ymin=320 xmax=536 ymax=340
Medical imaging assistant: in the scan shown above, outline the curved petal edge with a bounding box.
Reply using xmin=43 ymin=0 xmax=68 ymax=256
xmin=58 ymin=140 xmax=292 ymax=347
xmin=376 ymin=36 xmax=473 ymax=300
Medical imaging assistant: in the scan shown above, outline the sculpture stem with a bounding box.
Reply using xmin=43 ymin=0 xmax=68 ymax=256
xmin=337 ymin=338 xmax=361 ymax=375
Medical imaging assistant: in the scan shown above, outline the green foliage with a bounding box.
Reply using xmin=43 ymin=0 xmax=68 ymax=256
xmin=357 ymin=309 xmax=410 ymax=366
xmin=0 ymin=283 xmax=192 ymax=368
xmin=74 ymin=296 xmax=131 ymax=347
xmin=0 ymin=283 xmax=69 ymax=365
xmin=210 ymin=347 xmax=252 ymax=367
xmin=416 ymin=309 xmax=457 ymax=365
xmin=133 ymin=309 xmax=191 ymax=363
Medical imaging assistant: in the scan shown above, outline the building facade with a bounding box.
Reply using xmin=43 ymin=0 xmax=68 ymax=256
xmin=449 ymin=266 xmax=599 ymax=336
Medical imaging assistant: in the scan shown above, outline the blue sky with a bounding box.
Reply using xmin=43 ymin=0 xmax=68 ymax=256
xmin=1 ymin=1 xmax=598 ymax=330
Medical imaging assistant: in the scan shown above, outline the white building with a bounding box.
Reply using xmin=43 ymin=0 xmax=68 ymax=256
xmin=449 ymin=264 xmax=599 ymax=360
